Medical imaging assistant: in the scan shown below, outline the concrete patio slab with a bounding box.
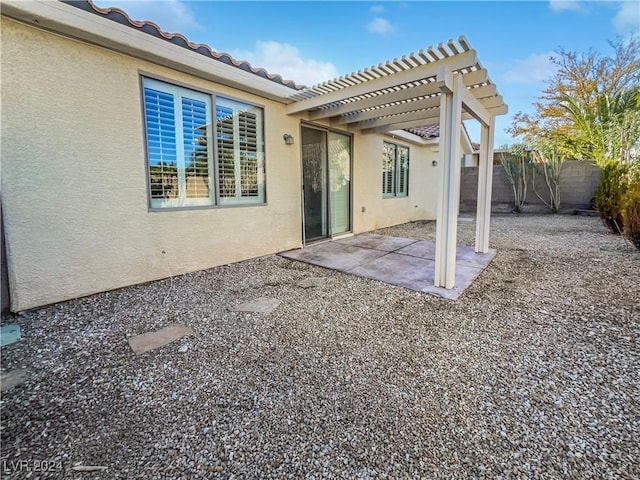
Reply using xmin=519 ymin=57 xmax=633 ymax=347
xmin=280 ymin=241 xmax=387 ymax=271
xmin=395 ymin=240 xmax=437 ymax=259
xmin=456 ymin=246 xmax=496 ymax=268
xmin=128 ymin=324 xmax=194 ymax=355
xmin=336 ymin=234 xmax=418 ymax=252
xmin=396 ymin=241 xmax=496 ymax=269
xmin=422 ymin=262 xmax=493 ymax=299
xmin=279 ymin=234 xmax=496 ymax=300
xmin=348 ymin=253 xmax=435 ymax=291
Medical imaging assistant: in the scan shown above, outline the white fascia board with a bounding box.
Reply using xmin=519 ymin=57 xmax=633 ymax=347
xmin=460 ymin=124 xmax=474 ymax=154
xmin=1 ymin=0 xmax=298 ymax=103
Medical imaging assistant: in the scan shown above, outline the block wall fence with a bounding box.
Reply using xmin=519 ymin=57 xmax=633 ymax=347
xmin=459 ymin=160 xmax=601 ymax=214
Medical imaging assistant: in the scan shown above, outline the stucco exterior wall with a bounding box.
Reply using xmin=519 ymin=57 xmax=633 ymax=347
xmin=1 ymin=18 xmax=305 ymax=311
xmin=351 ymin=134 xmax=439 ymax=233
xmin=2 ymin=18 xmax=444 ymax=311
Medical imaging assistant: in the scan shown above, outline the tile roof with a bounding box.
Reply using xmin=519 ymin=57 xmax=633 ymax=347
xmin=406 ymin=123 xmax=478 ymax=146
xmin=405 ymin=125 xmax=440 ymax=139
xmin=64 ymin=0 xmax=304 ymax=91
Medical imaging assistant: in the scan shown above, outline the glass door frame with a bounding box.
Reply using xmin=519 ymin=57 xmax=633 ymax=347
xmin=300 ymin=122 xmax=353 ymax=246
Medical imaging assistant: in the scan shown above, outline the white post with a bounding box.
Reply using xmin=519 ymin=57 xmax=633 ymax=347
xmin=475 ymin=116 xmax=495 ymax=253
xmin=434 ymin=70 xmax=463 ymax=289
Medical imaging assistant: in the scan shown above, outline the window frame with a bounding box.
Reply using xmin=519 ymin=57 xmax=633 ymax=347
xmin=141 ymin=75 xmax=266 ymax=211
xmin=382 ymin=140 xmax=409 ymax=198
xmin=215 ymin=97 xmax=266 ymax=206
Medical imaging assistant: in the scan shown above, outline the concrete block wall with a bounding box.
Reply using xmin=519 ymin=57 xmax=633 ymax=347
xmin=460 ymin=160 xmax=601 ymax=213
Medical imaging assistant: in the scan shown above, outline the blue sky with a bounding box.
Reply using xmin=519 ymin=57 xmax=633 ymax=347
xmin=96 ymin=0 xmax=639 ymax=146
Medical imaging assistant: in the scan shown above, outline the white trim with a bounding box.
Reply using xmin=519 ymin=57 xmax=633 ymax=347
xmin=461 ymin=124 xmax=474 ymax=155
xmin=385 ymin=130 xmax=434 ymax=146
xmin=434 ymin=71 xmax=463 ymax=289
xmin=475 ymin=117 xmax=496 ymax=253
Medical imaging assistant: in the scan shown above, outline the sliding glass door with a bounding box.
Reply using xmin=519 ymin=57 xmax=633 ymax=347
xmin=302 ymin=127 xmax=328 ymax=242
xmin=328 ymin=131 xmax=351 ymax=235
xmin=301 ymin=126 xmax=351 ymax=244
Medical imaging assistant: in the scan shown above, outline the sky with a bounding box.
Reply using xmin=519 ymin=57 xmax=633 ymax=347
xmin=95 ymin=0 xmax=639 ymax=147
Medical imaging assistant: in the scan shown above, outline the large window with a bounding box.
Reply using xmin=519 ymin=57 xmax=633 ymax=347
xmin=142 ymin=77 xmax=265 ymax=209
xmin=382 ymin=141 xmax=409 ymax=197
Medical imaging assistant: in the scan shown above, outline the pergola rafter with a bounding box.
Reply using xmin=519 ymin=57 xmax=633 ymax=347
xmin=286 ymin=36 xmax=508 ymax=291
xmin=308 ymin=70 xmax=493 ymax=122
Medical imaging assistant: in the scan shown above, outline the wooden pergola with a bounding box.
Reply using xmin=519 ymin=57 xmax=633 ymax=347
xmin=285 ymin=36 xmax=508 ymax=289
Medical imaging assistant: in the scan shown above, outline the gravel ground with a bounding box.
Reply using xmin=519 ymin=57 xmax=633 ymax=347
xmin=1 ymin=214 xmax=638 ymax=479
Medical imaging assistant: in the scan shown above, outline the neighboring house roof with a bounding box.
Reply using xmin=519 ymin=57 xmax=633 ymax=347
xmin=404 ymin=124 xmax=476 ymax=154
xmin=405 ymin=125 xmax=441 ymax=139
xmin=65 ymin=0 xmax=304 ymax=91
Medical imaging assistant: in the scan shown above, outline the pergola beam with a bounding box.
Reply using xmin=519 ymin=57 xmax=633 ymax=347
xmin=461 ymin=86 xmax=491 ymax=126
xmin=330 ymin=95 xmax=440 ymax=125
xmin=358 ymin=101 xmax=506 ymax=134
xmin=308 ymin=69 xmax=491 ymax=121
xmin=329 ymin=84 xmax=499 ymax=126
xmin=286 ymin=49 xmax=478 ymax=114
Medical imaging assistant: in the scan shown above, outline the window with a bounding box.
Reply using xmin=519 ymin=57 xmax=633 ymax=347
xmin=142 ymin=77 xmax=265 ymax=209
xmin=382 ymin=141 xmax=409 ymax=197
xmin=216 ymin=98 xmax=265 ymax=205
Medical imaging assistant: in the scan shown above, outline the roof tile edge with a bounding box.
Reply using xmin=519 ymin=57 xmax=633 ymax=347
xmin=63 ymin=0 xmax=305 ymax=91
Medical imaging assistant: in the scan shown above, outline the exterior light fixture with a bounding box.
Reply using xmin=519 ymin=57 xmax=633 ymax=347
xmin=283 ymin=133 xmax=294 ymax=145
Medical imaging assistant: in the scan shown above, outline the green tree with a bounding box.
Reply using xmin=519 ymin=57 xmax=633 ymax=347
xmin=558 ymin=87 xmax=640 ymax=165
xmin=509 ymin=37 xmax=640 ymax=162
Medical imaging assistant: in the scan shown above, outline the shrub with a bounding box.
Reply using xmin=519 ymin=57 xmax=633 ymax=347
xmin=594 ymin=161 xmax=630 ymax=234
xmin=621 ymin=173 xmax=640 ymax=250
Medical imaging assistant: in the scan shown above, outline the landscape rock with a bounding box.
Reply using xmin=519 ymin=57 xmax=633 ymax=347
xmin=0 ymin=215 xmax=637 ymax=479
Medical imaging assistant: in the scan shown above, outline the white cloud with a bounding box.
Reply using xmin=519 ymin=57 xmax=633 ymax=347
xmin=370 ymin=5 xmax=385 ymax=14
xmin=93 ymin=0 xmax=202 ymax=33
xmin=367 ymin=17 xmax=395 ymax=36
xmin=502 ymin=53 xmax=558 ymax=84
xmin=548 ymin=0 xmax=585 ymax=13
xmin=613 ymin=1 xmax=640 ymax=36
xmin=233 ymin=41 xmax=339 ymax=87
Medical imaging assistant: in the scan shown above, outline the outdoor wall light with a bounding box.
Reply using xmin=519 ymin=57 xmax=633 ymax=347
xmin=283 ymin=133 xmax=294 ymax=145
xmin=432 ymin=160 xmax=438 ymax=166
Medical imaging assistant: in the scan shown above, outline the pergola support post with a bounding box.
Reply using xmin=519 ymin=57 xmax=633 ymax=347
xmin=434 ymin=69 xmax=463 ymax=289
xmin=475 ymin=116 xmax=496 ymax=253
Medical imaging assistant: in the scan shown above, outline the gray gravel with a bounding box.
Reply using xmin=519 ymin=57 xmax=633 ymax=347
xmin=1 ymin=214 xmax=638 ymax=479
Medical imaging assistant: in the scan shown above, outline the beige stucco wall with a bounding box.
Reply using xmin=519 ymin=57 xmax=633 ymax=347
xmin=351 ymin=134 xmax=439 ymax=233
xmin=1 ymin=18 xmax=444 ymax=311
xmin=1 ymin=18 xmax=305 ymax=311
